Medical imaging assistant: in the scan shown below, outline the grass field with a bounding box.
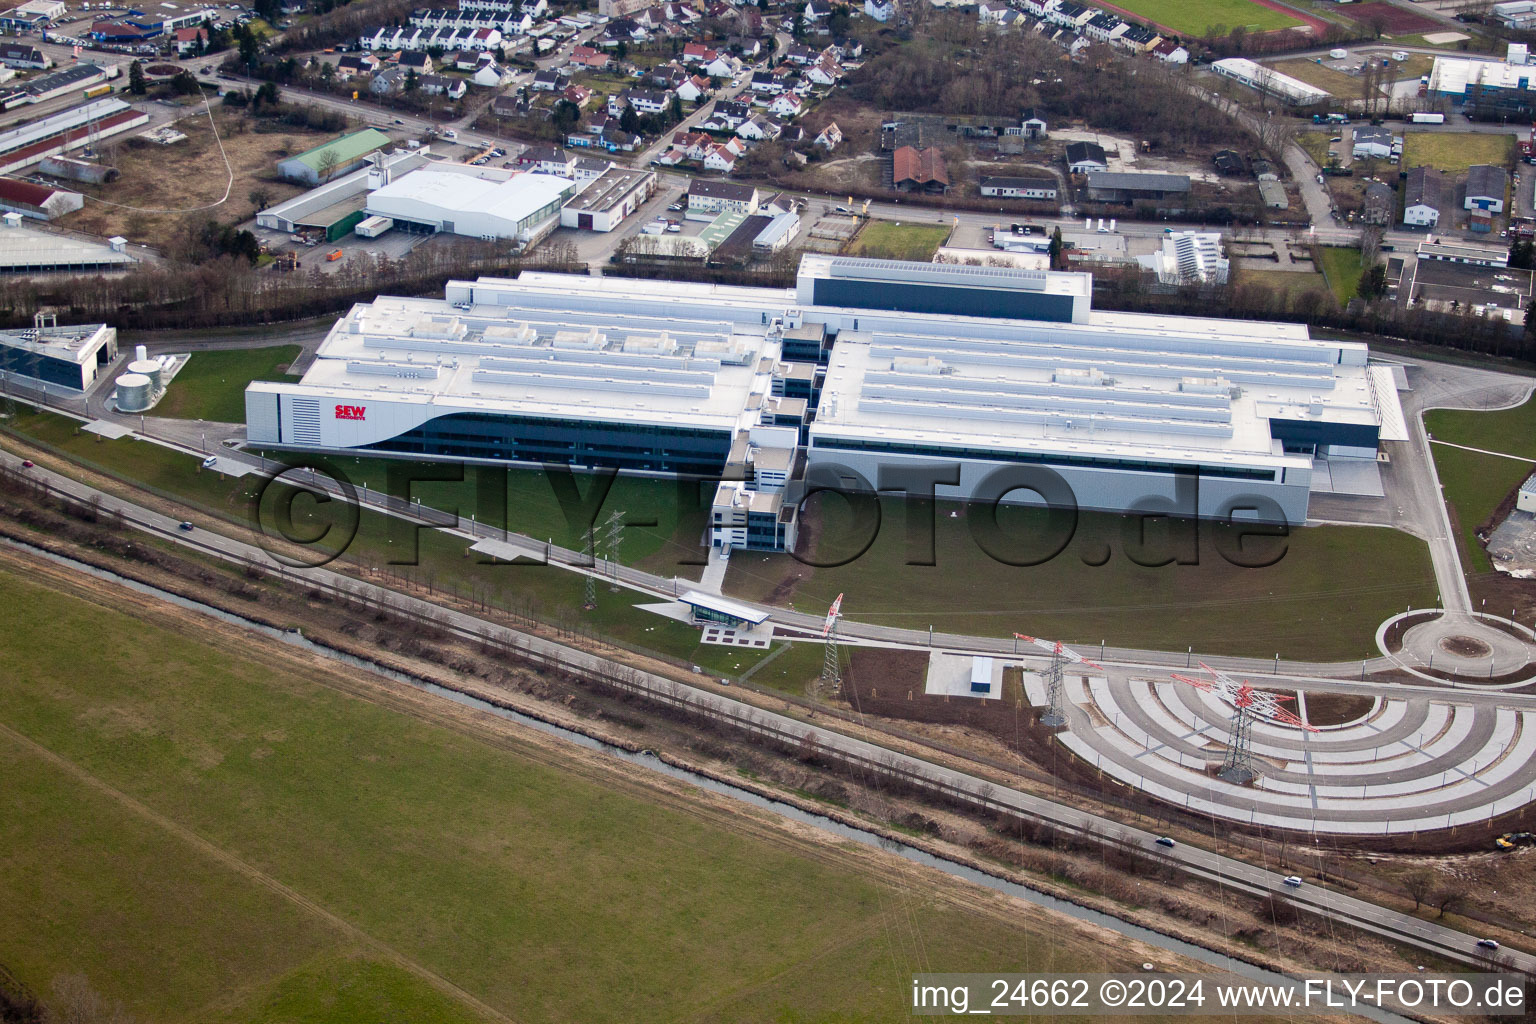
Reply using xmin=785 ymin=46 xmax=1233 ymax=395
xmin=1106 ymin=0 xmax=1300 ymax=34
xmin=0 ymin=562 xmax=1176 ymax=1022
xmin=1318 ymin=246 xmax=1366 ymax=305
xmin=847 ymin=220 xmax=952 ymax=261
xmin=1 ymin=409 xmax=828 ymax=692
xmin=1402 ymin=131 xmax=1515 ymax=175
xmin=1269 ymin=59 xmax=1380 ymax=100
xmin=1297 ymin=131 xmax=1334 ymax=167
xmin=1239 ymin=267 xmax=1332 ymax=300
xmin=153 ymin=346 xmax=302 ymax=423
xmin=1426 ymin=398 xmax=1536 ymax=575
xmin=725 ymin=499 xmax=1438 ymax=660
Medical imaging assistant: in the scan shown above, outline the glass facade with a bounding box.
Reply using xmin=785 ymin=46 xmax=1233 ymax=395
xmin=812 ymin=436 xmax=1279 ymax=481
xmin=361 ymin=410 xmax=733 ymax=475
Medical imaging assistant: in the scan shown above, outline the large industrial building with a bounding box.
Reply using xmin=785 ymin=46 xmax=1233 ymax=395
xmin=0 ymin=315 xmax=117 ymax=391
xmin=246 ymin=257 xmax=1406 ymax=551
xmin=1428 ymin=54 xmax=1536 ymax=114
xmin=363 ymin=166 xmax=575 ymax=245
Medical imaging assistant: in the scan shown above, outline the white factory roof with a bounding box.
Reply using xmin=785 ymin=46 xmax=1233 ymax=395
xmin=278 ymin=293 xmax=777 ymax=431
xmin=1429 ymin=54 xmax=1536 ymax=95
xmin=799 ymin=253 xmax=1092 ymax=305
xmin=0 ymin=319 xmax=111 ymax=361
xmin=366 ymin=167 xmax=573 ymax=225
xmin=810 ymin=319 xmax=1385 ymax=473
xmin=1211 ymin=57 xmax=1330 ymax=104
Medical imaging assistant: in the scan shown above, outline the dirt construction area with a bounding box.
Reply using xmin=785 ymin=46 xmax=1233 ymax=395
xmin=57 ymin=106 xmax=338 ymax=253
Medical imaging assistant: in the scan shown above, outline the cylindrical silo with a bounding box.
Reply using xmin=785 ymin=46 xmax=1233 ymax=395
xmin=115 ymin=372 xmax=152 ymax=412
xmin=127 ymin=358 xmax=161 ymax=392
xmin=134 ymin=344 xmax=148 ymax=362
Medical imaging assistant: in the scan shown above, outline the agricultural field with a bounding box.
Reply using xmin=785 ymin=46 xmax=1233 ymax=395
xmin=846 ymin=219 xmax=952 ymax=261
xmin=1402 ymin=132 xmax=1515 ymax=175
xmin=725 ymin=498 xmax=1438 ymax=661
xmin=1103 ymin=0 xmax=1302 ymax=36
xmin=152 ymin=345 xmax=302 ymax=423
xmin=0 ymin=559 xmax=1191 ymax=1022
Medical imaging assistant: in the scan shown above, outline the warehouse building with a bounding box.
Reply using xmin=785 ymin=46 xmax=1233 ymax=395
xmin=558 ymin=165 xmax=655 ymax=231
xmin=0 ymin=314 xmax=116 ymax=391
xmin=0 ymin=176 xmax=82 ymax=220
xmin=277 ymin=128 xmax=393 ymax=185
xmin=1210 ymin=57 xmax=1329 ymax=106
xmin=364 ymin=166 xmax=575 ymax=245
xmin=1428 ymin=55 xmax=1536 ymax=114
xmin=246 ymin=257 xmax=1403 ymax=547
xmin=0 ymin=98 xmax=146 ymax=174
xmin=257 ymin=148 xmax=428 ymax=237
xmin=1084 ymin=171 xmax=1191 ymax=203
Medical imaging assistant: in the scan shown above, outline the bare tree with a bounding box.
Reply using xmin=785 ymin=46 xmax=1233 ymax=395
xmin=1402 ymin=869 xmax=1437 ymax=911
xmin=1431 ymin=886 xmax=1466 ymax=919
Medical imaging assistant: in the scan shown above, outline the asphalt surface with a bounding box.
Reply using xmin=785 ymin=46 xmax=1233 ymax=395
xmin=7 ymin=445 xmax=1531 ymax=975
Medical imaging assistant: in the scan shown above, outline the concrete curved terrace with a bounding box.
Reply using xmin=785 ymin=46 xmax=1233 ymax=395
xmin=1032 ymin=666 xmax=1536 ymax=834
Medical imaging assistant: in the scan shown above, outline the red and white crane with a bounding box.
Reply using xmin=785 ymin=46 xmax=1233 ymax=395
xmin=1171 ymin=662 xmax=1318 ymax=783
xmin=1015 ymin=634 xmax=1103 ymax=729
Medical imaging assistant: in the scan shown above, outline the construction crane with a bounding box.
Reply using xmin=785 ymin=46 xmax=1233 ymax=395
xmin=1171 ymin=662 xmax=1318 ymax=784
xmin=1015 ymin=634 xmax=1102 ymax=729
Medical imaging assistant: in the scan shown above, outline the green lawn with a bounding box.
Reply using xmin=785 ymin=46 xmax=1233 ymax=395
xmin=1428 ymin=443 xmax=1531 ymax=576
xmin=847 ymin=220 xmax=952 ymax=261
xmin=1318 ymin=246 xmax=1366 ymax=305
xmin=725 ymin=500 xmax=1438 ymax=661
xmin=1 ymin=410 xmax=827 ymax=692
xmin=0 ymin=565 xmax=1161 ymax=1022
xmin=1401 ymin=131 xmax=1514 ymax=175
xmin=1425 ymin=396 xmax=1536 ymax=460
xmin=153 ymin=346 xmax=302 ymax=424
xmin=1111 ymin=0 xmax=1301 ymax=35
xmin=1425 ymin=397 xmax=1536 ymax=575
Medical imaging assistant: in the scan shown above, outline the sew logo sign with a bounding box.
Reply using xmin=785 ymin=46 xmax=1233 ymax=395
xmin=334 ymin=405 xmax=366 ymax=421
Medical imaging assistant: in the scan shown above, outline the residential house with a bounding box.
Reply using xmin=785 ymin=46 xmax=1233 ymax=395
xmin=701 ymin=100 xmax=750 ymax=131
xmin=737 ymin=113 xmax=782 ymax=140
xmin=399 ymin=50 xmax=433 ymax=73
xmin=748 ymin=69 xmax=781 ymax=93
xmin=418 ymin=73 xmax=467 ymax=98
xmin=1116 ymin=23 xmax=1159 ymax=51
xmin=672 ymin=130 xmax=714 ymax=160
xmin=814 ymin=121 xmax=842 ymax=149
xmin=1046 ymin=0 xmax=1092 ymax=28
xmin=892 ymin=145 xmax=949 ymax=193
xmin=1084 ymin=11 xmax=1125 ymax=41
xmin=531 ymin=68 xmax=567 ymax=91
xmin=612 ymin=87 xmax=673 ymax=114
xmin=1362 ymin=181 xmax=1394 ymax=226
xmin=760 ymin=192 xmax=796 ymax=216
xmin=517 ymin=144 xmax=576 ymax=175
xmin=979 ymin=175 xmax=1058 ymax=200
xmin=806 ymin=54 xmax=841 ymax=85
xmin=703 ymin=140 xmax=742 ymax=172
xmin=1018 ymin=107 xmax=1047 ymax=138
xmin=703 ymin=54 xmax=739 ymax=78
xmin=370 ymin=66 xmax=407 ymax=93
xmin=1065 ymin=140 xmax=1108 ymax=173
xmin=687 ymin=178 xmax=759 ymax=215
xmin=1152 ymin=38 xmax=1188 ymax=63
xmin=1019 ymin=0 xmax=1055 ymax=16
xmin=1465 ymin=164 xmax=1508 ymax=212
xmin=563 ymin=83 xmax=593 ymax=106
xmin=470 ymin=60 xmax=510 ymax=86
xmin=569 ymin=44 xmax=610 ymax=69
xmin=682 ymin=41 xmax=717 ymax=63
xmin=677 ymin=74 xmax=711 ymax=102
xmin=335 ymin=54 xmax=378 ymax=77
xmin=768 ymin=92 xmax=803 ymax=117
xmin=572 ymin=155 xmax=613 ymax=181
xmin=1405 ymin=166 xmax=1442 ymax=226
xmin=864 ymin=0 xmax=894 ymax=20
xmin=782 ymin=42 xmax=815 ymax=64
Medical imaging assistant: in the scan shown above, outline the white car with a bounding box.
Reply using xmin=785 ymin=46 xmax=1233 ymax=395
xmin=1282 ymin=875 xmax=1302 ymax=887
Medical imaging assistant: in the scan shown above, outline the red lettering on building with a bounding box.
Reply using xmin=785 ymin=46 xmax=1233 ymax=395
xmin=335 ymin=404 xmax=366 ymax=420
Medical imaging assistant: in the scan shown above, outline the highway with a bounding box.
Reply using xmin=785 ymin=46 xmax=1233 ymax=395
xmin=5 ymin=445 xmax=1531 ymax=975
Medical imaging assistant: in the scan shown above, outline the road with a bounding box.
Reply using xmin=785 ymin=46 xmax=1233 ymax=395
xmin=7 ymin=444 xmax=1531 ymax=975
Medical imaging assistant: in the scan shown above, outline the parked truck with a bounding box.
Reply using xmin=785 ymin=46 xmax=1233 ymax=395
xmin=1411 ymin=112 xmax=1445 ymax=124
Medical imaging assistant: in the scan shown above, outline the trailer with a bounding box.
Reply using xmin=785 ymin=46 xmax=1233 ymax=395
xmin=1411 ymin=112 xmax=1445 ymax=124
xmin=353 ymin=215 xmax=393 ymax=239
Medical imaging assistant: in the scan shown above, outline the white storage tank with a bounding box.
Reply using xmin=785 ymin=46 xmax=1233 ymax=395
xmin=127 ymin=358 xmax=161 ymax=391
xmin=115 ymin=372 xmax=152 ymax=412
